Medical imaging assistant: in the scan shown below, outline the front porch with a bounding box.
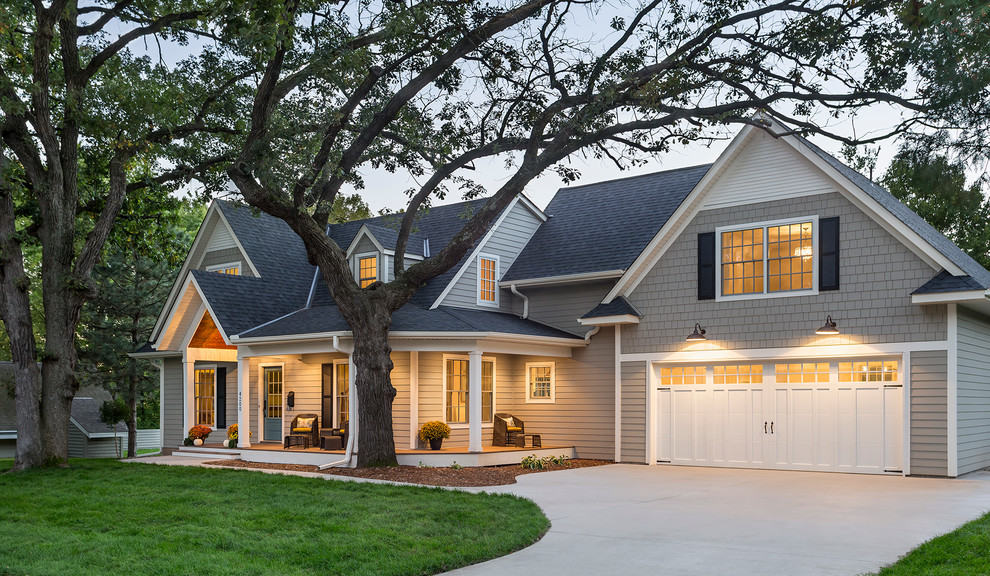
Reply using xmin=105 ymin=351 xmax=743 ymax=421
xmin=174 ymin=442 xmax=577 ymax=467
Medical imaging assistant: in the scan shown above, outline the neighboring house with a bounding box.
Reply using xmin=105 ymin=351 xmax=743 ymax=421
xmin=0 ymin=363 xmax=160 ymax=458
xmin=134 ymin=121 xmax=990 ymax=477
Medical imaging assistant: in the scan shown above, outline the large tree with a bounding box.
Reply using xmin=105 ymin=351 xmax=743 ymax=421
xmin=0 ymin=0 xmax=238 ymax=470
xmin=214 ymin=0 xmax=956 ymax=466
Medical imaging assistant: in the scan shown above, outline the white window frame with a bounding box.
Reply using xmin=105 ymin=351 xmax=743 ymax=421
xmin=442 ymin=354 xmax=496 ymax=427
xmin=525 ymin=362 xmax=555 ymax=404
xmin=476 ymin=253 xmax=500 ymax=307
xmin=715 ymin=215 xmax=819 ymax=302
xmin=193 ymin=364 xmax=217 ymax=428
xmin=354 ymin=251 xmax=379 ymax=287
xmin=206 ymin=261 xmax=241 ymax=275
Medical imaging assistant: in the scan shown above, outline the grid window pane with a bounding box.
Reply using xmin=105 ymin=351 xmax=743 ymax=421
xmin=194 ymin=369 xmax=215 ymax=426
xmin=529 ymin=365 xmax=553 ymax=399
xmin=838 ymin=360 xmax=898 ymax=382
xmin=660 ymin=366 xmax=706 ymax=385
xmin=446 ymin=360 xmax=468 ymax=423
xmin=479 ymin=258 xmax=496 ymax=302
xmin=482 ymin=361 xmax=494 ymax=423
xmin=721 ymin=228 xmax=764 ymax=295
xmin=774 ymin=363 xmax=829 ymax=384
xmin=265 ymin=368 xmax=282 ymax=419
xmin=336 ymin=363 xmax=349 ymax=426
xmin=713 ymin=364 xmax=764 ymax=385
xmin=359 ymin=256 xmax=377 ymax=288
xmin=767 ymin=222 xmax=813 ymax=293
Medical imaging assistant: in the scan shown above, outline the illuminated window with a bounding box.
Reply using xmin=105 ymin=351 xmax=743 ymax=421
xmin=775 ymin=363 xmax=830 ymax=384
xmin=358 ymin=256 xmax=377 ymax=288
xmin=714 ymin=364 xmax=764 ymax=385
xmin=660 ymin=366 xmax=706 ymax=385
xmin=718 ymin=218 xmax=815 ymax=297
xmin=444 ymin=357 xmax=496 ymax=421
xmin=482 ymin=360 xmax=494 ymax=423
xmin=194 ymin=368 xmax=216 ymax=426
xmin=478 ymin=255 xmax=498 ymax=305
xmin=527 ymin=362 xmax=555 ymax=403
xmin=839 ymin=360 xmax=898 ymax=382
xmin=206 ymin=262 xmax=240 ymax=275
xmin=335 ymin=362 xmax=349 ymax=426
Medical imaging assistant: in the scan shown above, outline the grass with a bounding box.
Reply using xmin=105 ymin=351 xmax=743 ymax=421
xmin=0 ymin=459 xmax=549 ymax=576
xmin=873 ymin=512 xmax=990 ymax=575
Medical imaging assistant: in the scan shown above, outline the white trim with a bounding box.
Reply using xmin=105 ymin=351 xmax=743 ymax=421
xmin=646 ymin=357 xmax=658 ymax=465
xmin=501 ymin=269 xmax=625 ymax=288
xmin=516 ymin=192 xmax=549 ymax=222
xmin=948 ymin=303 xmax=959 ymax=477
xmin=578 ymin=314 xmax=640 ymax=326
xmin=431 ymin=196 xmax=523 ymax=309
xmin=231 ymin=330 xmax=587 ymax=348
xmin=902 ymin=351 xmax=911 ymax=476
xmin=205 ymin=261 xmax=242 ymax=275
xmin=621 ymin=340 xmax=949 ymax=364
xmin=441 ymin=354 xmax=496 ymax=426
xmin=525 ymin=361 xmax=556 ymax=404
xmin=237 ymin=355 xmax=251 ymax=448
xmin=354 ymin=251 xmax=380 ymax=286
xmin=178 ymin=304 xmax=208 ymax=351
xmin=258 ymin=362 xmax=286 ymax=443
xmin=911 ymin=290 xmax=989 ymax=305
xmin=345 ymin=225 xmax=387 ymax=257
xmin=409 ymin=351 xmax=419 ymax=450
xmin=158 ymin=359 xmax=165 ymax=449
xmin=614 ymin=326 xmax=622 ymax=463
xmin=476 ymin=253 xmax=500 ymax=308
xmin=715 ymin=215 xmax=819 ymax=301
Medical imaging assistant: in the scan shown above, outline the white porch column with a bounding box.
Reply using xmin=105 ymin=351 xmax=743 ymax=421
xmin=183 ymin=355 xmax=195 ymax=437
xmin=469 ymin=351 xmax=482 ymax=453
xmin=409 ymin=351 xmax=419 ymax=450
xmin=237 ymin=354 xmax=251 ymax=448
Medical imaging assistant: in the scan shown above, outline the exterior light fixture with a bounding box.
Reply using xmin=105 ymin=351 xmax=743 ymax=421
xmin=815 ymin=315 xmax=838 ymax=335
xmin=686 ymin=323 xmax=707 ymax=341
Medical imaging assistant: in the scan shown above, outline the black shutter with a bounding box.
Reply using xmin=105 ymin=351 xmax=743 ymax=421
xmin=698 ymin=232 xmax=716 ymax=300
xmin=819 ymin=217 xmax=840 ymax=291
xmin=216 ymin=367 xmax=227 ymax=428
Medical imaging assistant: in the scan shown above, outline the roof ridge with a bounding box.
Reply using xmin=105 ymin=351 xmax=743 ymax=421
xmin=550 ymin=163 xmax=713 ymax=194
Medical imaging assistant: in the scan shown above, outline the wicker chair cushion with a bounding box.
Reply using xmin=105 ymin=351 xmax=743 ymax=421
xmin=293 ymin=417 xmax=316 ymax=433
xmin=506 ymin=426 xmax=522 ymax=432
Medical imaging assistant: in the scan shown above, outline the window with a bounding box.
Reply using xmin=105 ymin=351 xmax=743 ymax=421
xmin=477 ymin=255 xmax=498 ymax=306
xmin=775 ymin=363 xmax=830 ymax=384
xmin=526 ymin=362 xmax=555 ymax=403
xmin=206 ymin=262 xmax=240 ymax=275
xmin=718 ymin=218 xmax=816 ymax=298
xmin=444 ymin=357 xmax=495 ymax=423
xmin=839 ymin=361 xmax=898 ymax=382
xmin=335 ymin=362 xmax=349 ymax=426
xmin=713 ymin=364 xmax=763 ymax=385
xmin=358 ymin=255 xmax=378 ymax=288
xmin=659 ymin=366 xmax=706 ymax=386
xmin=194 ymin=368 xmax=216 ymax=426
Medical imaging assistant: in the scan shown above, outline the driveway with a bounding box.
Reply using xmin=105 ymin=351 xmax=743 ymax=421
xmin=447 ymin=465 xmax=990 ymax=576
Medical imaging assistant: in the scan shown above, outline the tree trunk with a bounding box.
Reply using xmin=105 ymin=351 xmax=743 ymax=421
xmin=350 ymin=305 xmax=398 ymax=467
xmin=126 ymin=373 xmax=138 ymax=459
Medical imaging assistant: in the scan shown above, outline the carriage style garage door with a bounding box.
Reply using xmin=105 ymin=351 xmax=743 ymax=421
xmin=656 ymin=359 xmax=903 ymax=474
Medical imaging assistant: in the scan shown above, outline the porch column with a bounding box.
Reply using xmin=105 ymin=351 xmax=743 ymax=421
xmin=469 ymin=351 xmax=482 ymax=453
xmin=183 ymin=356 xmax=195 ymax=437
xmin=409 ymin=351 xmax=419 ymax=450
xmin=237 ymin=354 xmax=251 ymax=448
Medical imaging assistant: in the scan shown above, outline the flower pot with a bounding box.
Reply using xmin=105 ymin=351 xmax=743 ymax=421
xmin=429 ymin=438 xmax=443 ymax=450
xmin=193 ymin=438 xmax=204 ymax=446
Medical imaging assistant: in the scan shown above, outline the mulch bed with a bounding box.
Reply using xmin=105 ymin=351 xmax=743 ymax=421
xmin=202 ymin=458 xmax=613 ymax=487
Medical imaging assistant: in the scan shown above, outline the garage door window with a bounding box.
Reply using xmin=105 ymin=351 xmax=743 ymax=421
xmin=660 ymin=366 xmax=706 ymax=385
xmin=775 ymin=362 xmax=829 ymax=383
xmin=839 ymin=361 xmax=898 ymax=382
xmin=713 ymin=364 xmax=763 ymax=385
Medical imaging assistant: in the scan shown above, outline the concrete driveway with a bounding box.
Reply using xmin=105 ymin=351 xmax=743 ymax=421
xmin=447 ymin=465 xmax=990 ymax=576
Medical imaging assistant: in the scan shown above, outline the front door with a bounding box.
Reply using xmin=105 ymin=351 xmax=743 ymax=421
xmin=263 ymin=367 xmax=283 ymax=442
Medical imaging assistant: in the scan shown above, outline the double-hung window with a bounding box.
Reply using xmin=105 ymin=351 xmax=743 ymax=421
xmin=358 ymin=255 xmax=378 ymax=288
xmin=444 ymin=357 xmax=495 ymax=424
xmin=717 ymin=217 xmax=817 ymax=299
xmin=526 ymin=362 xmax=555 ymax=403
xmin=477 ymin=254 xmax=499 ymax=307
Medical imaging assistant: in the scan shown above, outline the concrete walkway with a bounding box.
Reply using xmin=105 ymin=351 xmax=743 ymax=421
xmin=447 ymin=465 xmax=990 ymax=576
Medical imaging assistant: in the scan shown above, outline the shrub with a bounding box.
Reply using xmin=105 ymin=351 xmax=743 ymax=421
xmin=419 ymin=421 xmax=451 ymax=441
xmin=182 ymin=437 xmax=193 ymax=446
xmin=188 ymin=425 xmax=212 ymax=441
xmin=521 ymin=454 xmax=570 ymax=470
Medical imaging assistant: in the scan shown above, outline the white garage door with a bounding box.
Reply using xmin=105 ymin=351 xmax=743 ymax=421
xmin=656 ymin=360 xmax=903 ymax=474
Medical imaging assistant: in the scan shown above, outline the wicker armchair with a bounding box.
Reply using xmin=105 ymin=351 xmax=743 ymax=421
xmin=289 ymin=413 xmax=320 ymax=447
xmin=492 ymin=413 xmax=524 ymax=447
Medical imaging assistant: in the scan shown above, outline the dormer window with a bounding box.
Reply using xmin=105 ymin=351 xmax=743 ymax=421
xmin=358 ymin=254 xmax=378 ymax=288
xmin=206 ymin=262 xmax=240 ymax=275
xmin=477 ymin=254 xmax=499 ymax=307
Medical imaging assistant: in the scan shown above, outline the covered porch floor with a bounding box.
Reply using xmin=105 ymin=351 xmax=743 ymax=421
xmin=174 ymin=442 xmax=577 ymax=467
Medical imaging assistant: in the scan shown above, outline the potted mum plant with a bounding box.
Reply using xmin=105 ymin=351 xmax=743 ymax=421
xmin=187 ymin=425 xmax=212 ymax=446
xmin=226 ymin=424 xmax=238 ymax=448
xmin=419 ymin=421 xmax=451 ymax=450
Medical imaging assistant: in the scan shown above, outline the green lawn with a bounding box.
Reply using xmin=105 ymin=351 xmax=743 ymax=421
xmin=873 ymin=512 xmax=990 ymax=575
xmin=0 ymin=459 xmax=549 ymax=576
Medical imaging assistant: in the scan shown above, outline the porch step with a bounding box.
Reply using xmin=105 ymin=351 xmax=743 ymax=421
xmin=174 ymin=447 xmax=241 ymax=460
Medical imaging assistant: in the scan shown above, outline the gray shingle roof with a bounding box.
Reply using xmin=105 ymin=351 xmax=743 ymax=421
xmin=191 ymin=270 xmax=303 ymax=336
xmin=581 ymin=296 xmax=642 ymax=319
xmin=796 ymin=136 xmax=990 ymax=289
xmin=71 ymin=396 xmax=126 ymax=435
xmin=912 ymin=270 xmax=987 ymax=295
xmin=503 ymin=165 xmax=711 ymax=282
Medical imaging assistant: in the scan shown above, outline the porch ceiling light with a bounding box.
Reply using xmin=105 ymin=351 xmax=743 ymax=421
xmin=815 ymin=315 xmax=839 ymax=335
xmin=686 ymin=323 xmax=707 ymax=341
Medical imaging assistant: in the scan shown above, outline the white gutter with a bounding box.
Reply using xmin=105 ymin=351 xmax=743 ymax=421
xmin=319 ymin=335 xmax=357 ymax=469
xmin=500 ymin=269 xmax=624 ymax=288
xmin=510 ymin=284 xmax=529 ymax=319
xmin=584 ymin=326 xmax=601 ymax=341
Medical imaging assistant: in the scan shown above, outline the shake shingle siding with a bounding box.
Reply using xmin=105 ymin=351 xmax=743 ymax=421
xmin=911 ymin=350 xmax=948 ymax=476
xmin=957 ymin=308 xmax=990 ymax=475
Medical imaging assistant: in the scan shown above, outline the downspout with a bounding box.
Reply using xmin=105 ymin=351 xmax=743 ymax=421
xmin=510 ymin=284 xmax=529 ymax=319
xmin=319 ymin=335 xmax=357 ymax=469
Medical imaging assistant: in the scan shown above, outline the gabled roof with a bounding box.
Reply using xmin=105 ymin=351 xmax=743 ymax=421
xmin=581 ymin=296 xmax=642 ymax=319
xmin=912 ymin=270 xmax=987 ymax=295
xmin=70 ymin=396 xmax=126 ymax=436
xmin=503 ymin=165 xmax=711 ymax=282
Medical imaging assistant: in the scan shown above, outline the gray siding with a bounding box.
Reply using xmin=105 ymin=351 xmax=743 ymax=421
xmin=200 ymin=248 xmax=254 ymax=277
xmin=162 ymin=358 xmax=184 ymax=448
xmin=625 ymin=192 xmax=946 ymax=354
xmin=957 ymin=308 xmax=990 ymax=475
xmin=513 ymin=280 xmax=615 ymax=335
xmin=68 ymin=425 xmax=88 ymax=456
xmin=911 ymin=350 xmax=948 ymax=476
xmin=442 ymin=202 xmax=543 ymax=311
xmin=620 ymin=361 xmax=647 ymax=463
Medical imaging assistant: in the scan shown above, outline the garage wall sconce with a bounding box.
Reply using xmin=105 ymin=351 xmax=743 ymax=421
xmin=815 ymin=315 xmax=839 ymax=335
xmin=686 ymin=323 xmax=707 ymax=341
